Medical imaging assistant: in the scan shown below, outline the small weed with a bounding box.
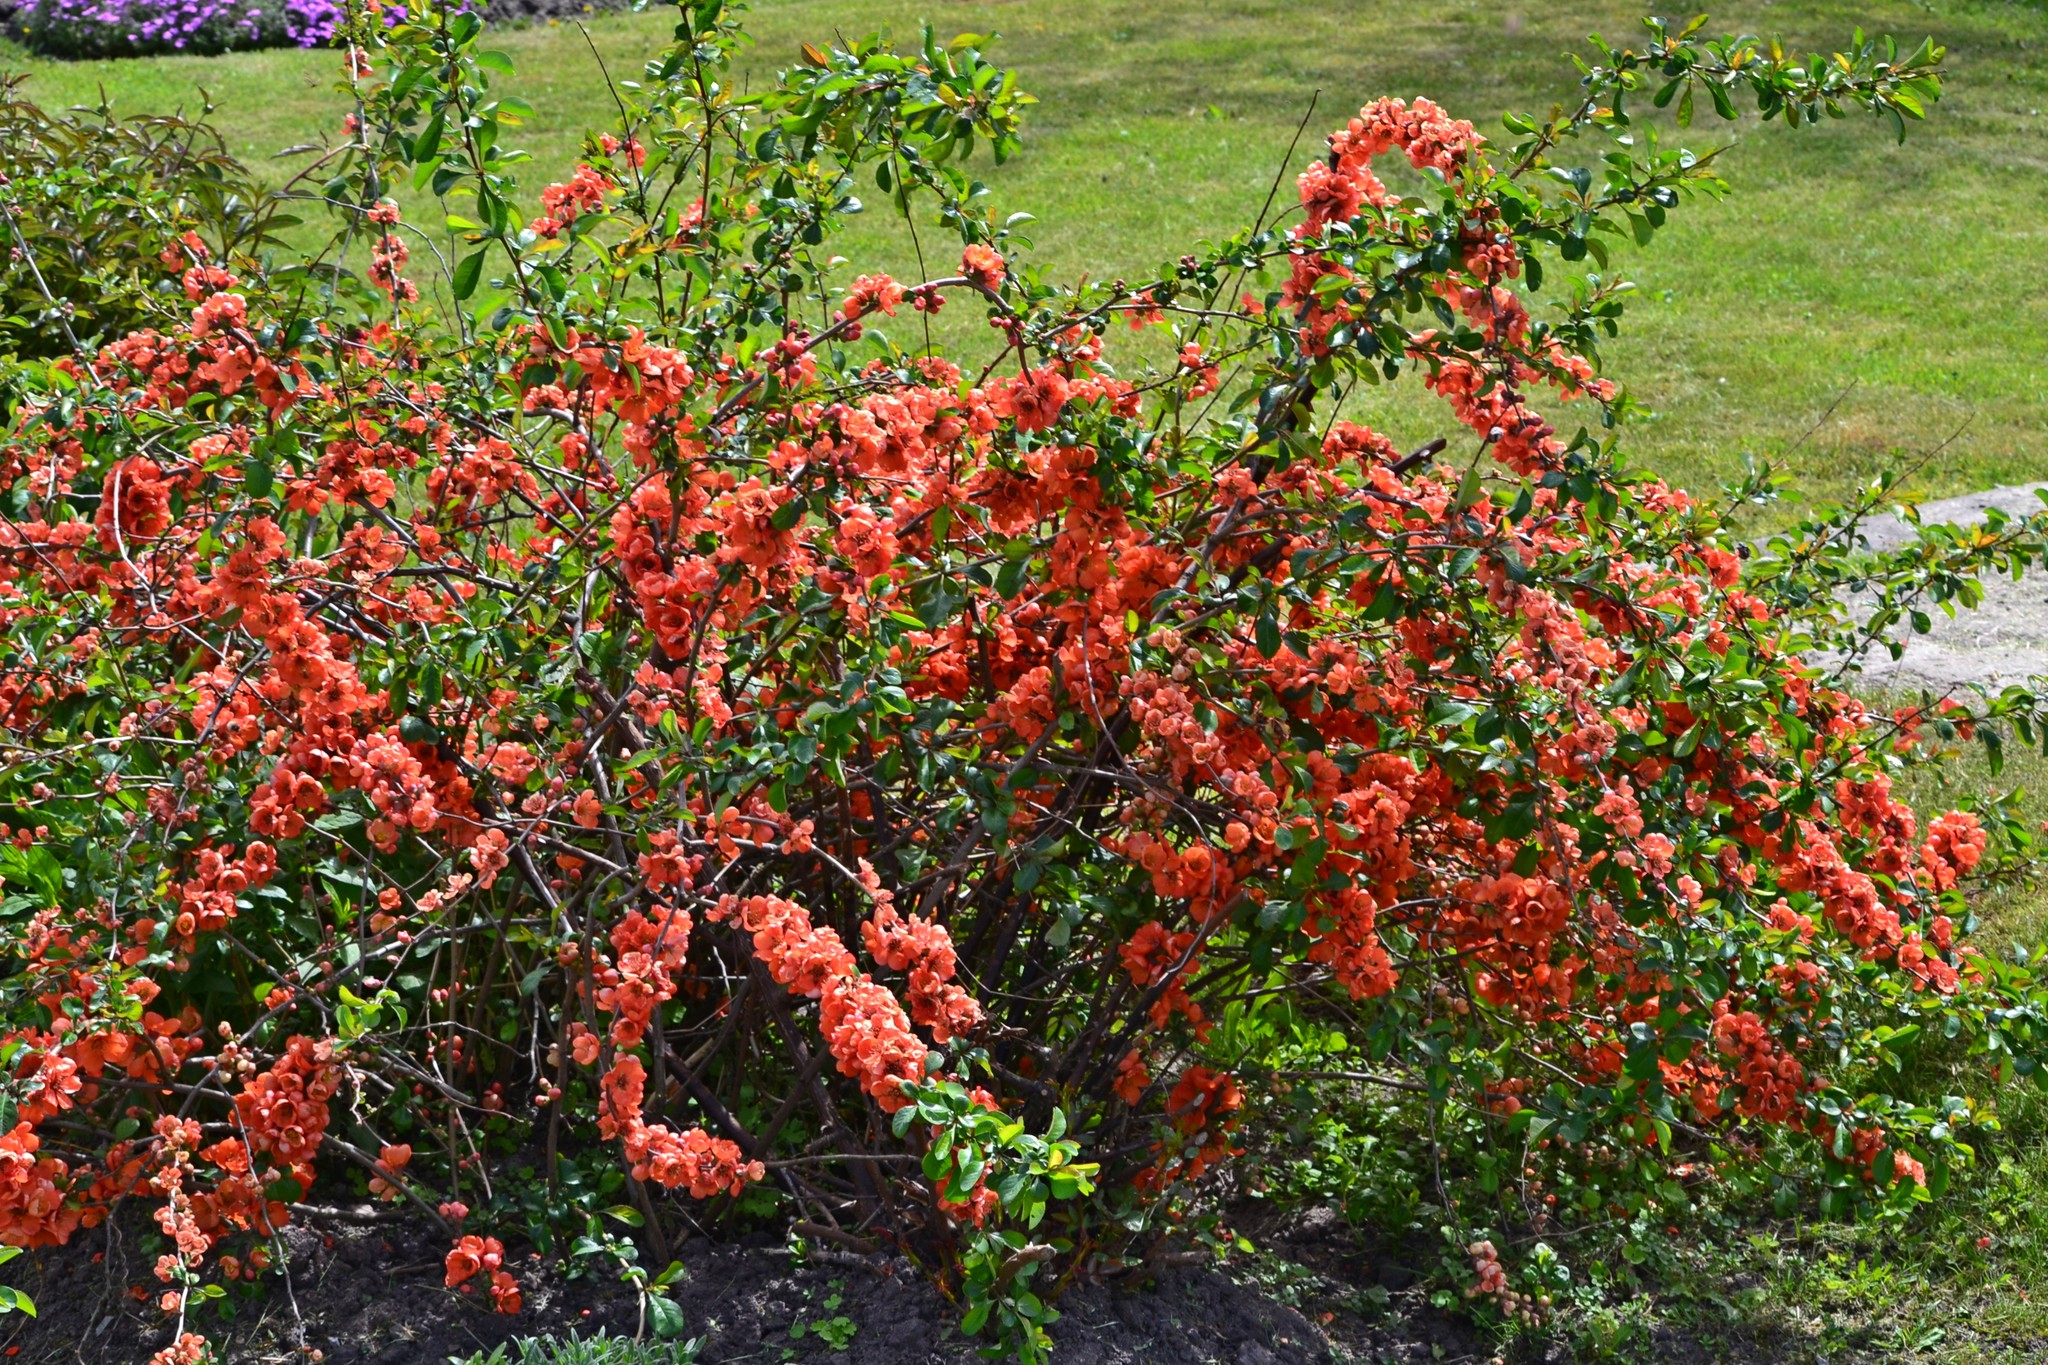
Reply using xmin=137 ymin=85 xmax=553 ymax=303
xmin=783 ymin=1280 xmax=858 ymax=1356
xmin=450 ymin=1330 xmax=703 ymax=1365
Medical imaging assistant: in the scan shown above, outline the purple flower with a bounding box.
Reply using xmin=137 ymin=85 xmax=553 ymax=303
xmin=25 ymin=0 xmax=345 ymax=55
xmin=24 ymin=0 xmax=481 ymax=57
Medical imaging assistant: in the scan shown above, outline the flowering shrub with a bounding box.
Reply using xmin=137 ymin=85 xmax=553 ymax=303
xmin=0 ymin=77 xmax=291 ymax=359
xmin=2 ymin=2 xmax=2047 ymax=1361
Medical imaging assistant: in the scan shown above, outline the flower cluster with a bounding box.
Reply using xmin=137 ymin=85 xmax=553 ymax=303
xmin=596 ymin=1055 xmax=763 ymax=1199
xmin=711 ymin=894 xmax=930 ymax=1112
xmin=444 ymin=1234 xmax=520 ymax=1314
xmin=0 ymin=1122 xmax=77 ymax=1248
xmin=859 ymin=864 xmax=983 ymax=1044
xmin=365 ymin=201 xmax=418 ymax=303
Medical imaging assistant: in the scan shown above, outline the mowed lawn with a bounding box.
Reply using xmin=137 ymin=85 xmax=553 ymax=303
xmin=2 ymin=0 xmax=2044 ymax=511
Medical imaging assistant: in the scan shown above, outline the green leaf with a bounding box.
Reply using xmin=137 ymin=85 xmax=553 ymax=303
xmin=452 ymin=250 xmax=486 ymax=302
xmin=1455 ymin=461 xmax=1484 ymax=510
xmin=647 ymin=1292 xmax=687 ymax=1338
xmin=242 ymin=457 xmax=274 ymax=500
xmin=1255 ymin=610 xmax=1282 ymax=658
xmin=413 ymin=109 xmax=446 ymax=166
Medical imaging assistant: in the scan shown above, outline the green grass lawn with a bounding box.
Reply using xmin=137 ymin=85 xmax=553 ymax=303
xmin=3 ymin=0 xmax=2044 ymax=516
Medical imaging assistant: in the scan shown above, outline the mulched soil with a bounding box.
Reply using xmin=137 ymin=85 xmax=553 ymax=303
xmin=4 ymin=1199 xmax=1825 ymax=1365
xmin=6 ymin=1206 xmax=1333 ymax=1365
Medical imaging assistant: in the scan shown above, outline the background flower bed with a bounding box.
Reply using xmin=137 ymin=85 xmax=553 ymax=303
xmin=10 ymin=0 xmax=338 ymax=59
xmin=1 ymin=0 xmax=632 ymax=59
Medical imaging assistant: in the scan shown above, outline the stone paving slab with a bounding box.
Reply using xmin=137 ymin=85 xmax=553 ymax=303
xmin=1830 ymin=483 xmax=2048 ymax=692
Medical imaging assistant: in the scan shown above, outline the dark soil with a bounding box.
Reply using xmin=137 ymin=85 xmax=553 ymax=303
xmin=9 ymin=1206 xmax=1338 ymax=1365
xmin=2 ymin=1202 xmax=1823 ymax=1365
